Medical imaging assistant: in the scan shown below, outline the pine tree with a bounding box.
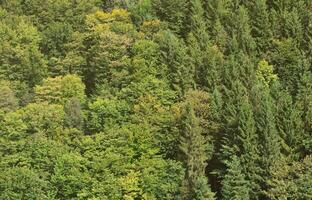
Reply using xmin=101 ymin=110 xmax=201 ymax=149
xmin=269 ymin=38 xmax=307 ymax=96
xmin=204 ymin=0 xmax=230 ymax=50
xmin=180 ymin=103 xmax=215 ymax=200
xmin=189 ymin=0 xmax=210 ymax=49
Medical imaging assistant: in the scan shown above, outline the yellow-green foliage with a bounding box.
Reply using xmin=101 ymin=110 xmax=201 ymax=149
xmin=256 ymin=60 xmax=278 ymax=86
xmin=34 ymin=74 xmax=86 ymax=105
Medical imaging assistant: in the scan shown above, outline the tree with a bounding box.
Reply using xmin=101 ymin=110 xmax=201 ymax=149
xmin=83 ymin=9 xmax=135 ymax=94
xmin=0 ymin=82 xmax=18 ymax=113
xmin=249 ymin=0 xmax=272 ymax=54
xmin=0 ymin=167 xmax=55 ymax=200
xmin=225 ymin=5 xmax=256 ymax=55
xmin=221 ymin=156 xmax=250 ymax=200
xmin=34 ymin=74 xmax=86 ymax=105
xmin=265 ymin=155 xmax=312 ymax=199
xmin=21 ymin=103 xmax=65 ymax=137
xmin=64 ymin=98 xmax=84 ymax=130
xmin=87 ymin=98 xmax=130 ymax=133
xmin=179 ymin=103 xmax=215 ymax=200
xmin=272 ymin=84 xmax=303 ymax=157
xmin=256 ymin=60 xmax=278 ymax=87
xmin=156 ymin=30 xmax=193 ymax=96
xmin=152 ymin=0 xmax=188 ymax=35
xmin=251 ymin=82 xmax=281 ymax=196
xmin=296 ymin=71 xmax=312 ymax=154
xmin=0 ymin=18 xmax=47 ymax=87
xmin=221 ymin=80 xmax=261 ymax=198
xmin=269 ymin=38 xmax=307 ymax=96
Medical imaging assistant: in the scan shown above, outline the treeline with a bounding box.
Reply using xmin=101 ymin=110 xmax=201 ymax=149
xmin=0 ymin=0 xmax=311 ymax=199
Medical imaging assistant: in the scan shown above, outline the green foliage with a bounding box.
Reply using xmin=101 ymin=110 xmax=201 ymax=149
xmin=20 ymin=103 xmax=65 ymax=136
xmin=87 ymin=98 xmax=130 ymax=133
xmin=0 ymin=82 xmax=18 ymax=112
xmin=0 ymin=167 xmax=55 ymax=200
xmin=265 ymin=156 xmax=312 ymax=199
xmin=179 ymin=103 xmax=215 ymax=200
xmin=221 ymin=156 xmax=250 ymax=200
xmin=152 ymin=0 xmax=188 ymax=35
xmin=0 ymin=1 xmax=311 ymax=199
xmin=256 ymin=60 xmax=278 ymax=87
xmin=156 ymin=30 xmax=193 ymax=95
xmin=269 ymin=38 xmax=306 ymax=96
xmin=34 ymin=74 xmax=86 ymax=105
xmin=0 ymin=17 xmax=47 ymax=87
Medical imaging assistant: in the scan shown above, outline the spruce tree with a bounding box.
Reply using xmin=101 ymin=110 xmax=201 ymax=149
xmin=296 ymin=71 xmax=312 ymax=154
xmin=272 ymin=83 xmax=303 ymax=158
xmin=189 ymin=0 xmax=210 ymax=49
xmin=225 ymin=5 xmax=256 ymax=55
xmin=251 ymin=82 xmax=281 ymax=196
xmin=156 ymin=30 xmax=194 ymax=96
xmin=180 ymin=103 xmax=215 ymax=200
xmin=221 ymin=156 xmax=250 ymax=200
xmin=221 ymin=80 xmax=261 ymax=198
xmin=187 ymin=0 xmax=211 ymax=88
xmin=249 ymin=0 xmax=272 ymax=55
xmin=151 ymin=0 xmax=188 ymax=35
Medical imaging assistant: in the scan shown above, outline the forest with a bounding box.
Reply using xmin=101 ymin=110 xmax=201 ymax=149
xmin=0 ymin=0 xmax=311 ymax=199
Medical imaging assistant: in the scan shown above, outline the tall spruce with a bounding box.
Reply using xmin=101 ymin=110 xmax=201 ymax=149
xmin=296 ymin=71 xmax=312 ymax=154
xmin=221 ymin=156 xmax=250 ymax=200
xmin=272 ymin=83 xmax=303 ymax=158
xmin=221 ymin=80 xmax=261 ymax=198
xmin=180 ymin=103 xmax=215 ymax=200
xmin=252 ymin=81 xmax=281 ymax=196
xmin=249 ymin=0 xmax=272 ymax=55
xmin=187 ymin=0 xmax=211 ymax=88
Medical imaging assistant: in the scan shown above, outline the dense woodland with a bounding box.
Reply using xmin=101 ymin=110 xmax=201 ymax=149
xmin=0 ymin=0 xmax=312 ymax=199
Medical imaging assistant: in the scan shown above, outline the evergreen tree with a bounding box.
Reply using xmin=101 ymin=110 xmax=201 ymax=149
xmin=251 ymin=82 xmax=281 ymax=196
xmin=296 ymin=71 xmax=312 ymax=154
xmin=221 ymin=80 xmax=261 ymax=198
xmin=249 ymin=0 xmax=272 ymax=54
xmin=156 ymin=30 xmax=194 ymax=96
xmin=180 ymin=103 xmax=215 ymax=200
xmin=272 ymin=83 xmax=303 ymax=157
xmin=221 ymin=156 xmax=250 ymax=200
xmin=225 ymin=5 xmax=256 ymax=55
xmin=269 ymin=38 xmax=307 ymax=96
xmin=151 ymin=0 xmax=188 ymax=35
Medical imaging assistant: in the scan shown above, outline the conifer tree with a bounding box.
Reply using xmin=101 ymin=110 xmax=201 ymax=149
xmin=204 ymin=0 xmax=230 ymax=50
xmin=221 ymin=80 xmax=261 ymax=198
xmin=269 ymin=38 xmax=307 ymax=96
xmin=157 ymin=30 xmax=194 ymax=96
xmin=151 ymin=0 xmax=188 ymax=35
xmin=272 ymin=84 xmax=303 ymax=157
xmin=226 ymin=6 xmax=256 ymax=55
xmin=249 ymin=0 xmax=272 ymax=54
xmin=221 ymin=156 xmax=250 ymax=200
xmin=180 ymin=103 xmax=215 ymax=200
xmin=186 ymin=0 xmax=212 ymax=88
xmin=189 ymin=0 xmax=210 ymax=49
xmin=251 ymin=82 xmax=281 ymax=196
xmin=296 ymin=71 xmax=312 ymax=154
